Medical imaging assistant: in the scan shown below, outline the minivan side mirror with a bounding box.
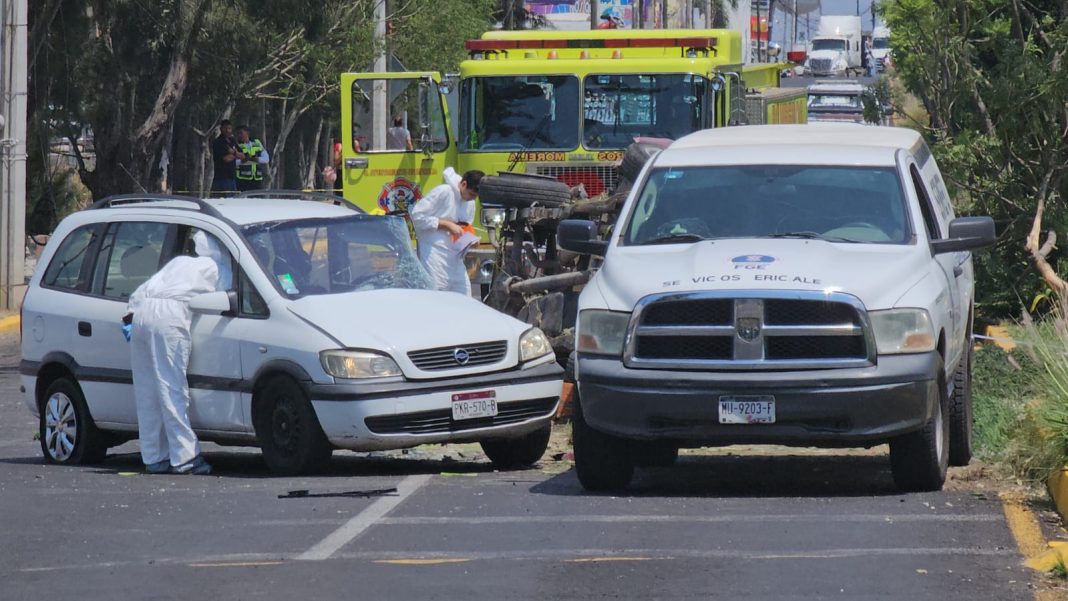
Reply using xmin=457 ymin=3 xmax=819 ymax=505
xmin=558 ymin=220 xmax=608 ymax=256
xmin=931 ymin=216 xmax=997 ymax=254
xmin=190 ymin=290 xmax=238 ymax=316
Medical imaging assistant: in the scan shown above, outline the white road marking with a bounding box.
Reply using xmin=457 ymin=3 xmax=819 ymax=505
xmin=296 ymin=474 xmax=431 ymax=561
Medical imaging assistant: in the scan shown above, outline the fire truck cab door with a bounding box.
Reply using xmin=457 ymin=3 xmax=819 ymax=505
xmin=341 ymin=72 xmax=456 ymax=214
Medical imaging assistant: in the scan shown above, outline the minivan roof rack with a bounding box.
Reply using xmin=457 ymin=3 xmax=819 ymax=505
xmin=235 ymin=189 xmax=365 ymax=213
xmin=88 ymin=193 xmax=226 ymax=219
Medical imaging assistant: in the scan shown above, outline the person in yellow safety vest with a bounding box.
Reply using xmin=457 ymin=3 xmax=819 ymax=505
xmin=235 ymin=125 xmax=269 ymax=192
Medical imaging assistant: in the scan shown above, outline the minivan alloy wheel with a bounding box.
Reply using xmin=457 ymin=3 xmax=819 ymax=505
xmin=44 ymin=392 xmax=77 ymax=462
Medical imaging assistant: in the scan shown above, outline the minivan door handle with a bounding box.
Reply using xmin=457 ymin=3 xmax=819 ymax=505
xmin=77 ymin=321 xmax=92 ymax=337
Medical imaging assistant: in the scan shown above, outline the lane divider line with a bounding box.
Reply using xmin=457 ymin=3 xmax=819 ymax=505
xmin=296 ymin=474 xmax=431 ymax=561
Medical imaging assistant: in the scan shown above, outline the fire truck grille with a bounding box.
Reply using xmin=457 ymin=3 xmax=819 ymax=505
xmin=534 ymin=165 xmax=618 ymax=197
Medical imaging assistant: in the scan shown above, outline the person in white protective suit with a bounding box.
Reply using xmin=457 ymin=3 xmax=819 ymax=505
xmin=127 ymin=231 xmax=223 ymax=475
xmin=409 ymin=167 xmax=484 ymax=295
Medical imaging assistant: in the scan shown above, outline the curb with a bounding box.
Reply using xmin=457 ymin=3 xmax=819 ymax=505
xmin=0 ymin=314 xmax=19 ymax=334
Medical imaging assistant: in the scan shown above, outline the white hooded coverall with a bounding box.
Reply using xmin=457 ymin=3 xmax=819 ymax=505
xmin=410 ymin=167 xmax=475 ymax=295
xmin=127 ymin=232 xmax=222 ymax=467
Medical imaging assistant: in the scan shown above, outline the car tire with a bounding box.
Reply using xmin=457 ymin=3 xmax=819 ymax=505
xmin=889 ymin=361 xmax=949 ymax=492
xmin=39 ymin=377 xmax=108 ymax=465
xmin=616 ymin=142 xmax=660 ymax=183
xmin=254 ymin=376 xmax=333 ymax=476
xmin=631 ymin=441 xmax=679 ymax=468
xmin=948 ymin=344 xmax=973 ymax=466
xmin=573 ymin=397 xmax=634 ymax=491
xmin=480 ymin=423 xmax=552 ymax=469
xmin=478 ymin=172 xmax=572 ymax=209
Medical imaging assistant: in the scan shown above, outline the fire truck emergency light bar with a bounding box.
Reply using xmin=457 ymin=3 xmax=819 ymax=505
xmin=465 ymin=37 xmax=717 ymax=52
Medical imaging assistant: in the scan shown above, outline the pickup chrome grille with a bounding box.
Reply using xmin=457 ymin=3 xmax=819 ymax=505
xmin=407 ymin=340 xmax=508 ymax=371
xmin=624 ymin=292 xmax=873 ymax=370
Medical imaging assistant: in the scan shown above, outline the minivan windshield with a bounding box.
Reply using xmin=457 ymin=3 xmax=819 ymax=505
xmin=624 ymin=165 xmax=910 ymax=245
xmin=243 ymin=214 xmax=432 ymax=297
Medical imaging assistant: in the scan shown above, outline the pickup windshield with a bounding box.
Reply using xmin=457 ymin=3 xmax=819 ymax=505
xmin=624 ymin=165 xmax=910 ymax=245
xmin=243 ymin=214 xmax=432 ymax=298
xmin=811 ymin=39 xmax=848 ymax=51
xmin=582 ymin=73 xmax=706 ymax=149
xmin=459 ymin=75 xmax=580 ymax=151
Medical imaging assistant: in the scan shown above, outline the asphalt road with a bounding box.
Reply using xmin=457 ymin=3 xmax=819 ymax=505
xmin=0 ymin=331 xmax=1038 ymax=600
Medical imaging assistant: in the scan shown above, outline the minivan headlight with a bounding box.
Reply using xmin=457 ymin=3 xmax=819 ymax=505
xmin=519 ymin=327 xmax=554 ymax=362
xmin=869 ymin=309 xmax=936 ymax=354
xmin=577 ymin=310 xmax=631 ymax=356
xmin=320 ymin=350 xmax=402 ymax=378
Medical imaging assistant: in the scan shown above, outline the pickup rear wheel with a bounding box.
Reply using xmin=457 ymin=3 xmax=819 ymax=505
xmin=889 ymin=361 xmax=949 ymax=492
xmin=948 ymin=344 xmax=973 ymax=466
xmin=254 ymin=376 xmax=332 ymax=475
xmin=480 ymin=424 xmax=552 ymax=469
xmin=573 ymin=398 xmax=634 ymax=491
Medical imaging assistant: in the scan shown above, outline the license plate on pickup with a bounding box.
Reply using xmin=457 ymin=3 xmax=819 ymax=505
xmin=719 ymin=395 xmax=775 ymax=424
xmin=451 ymin=390 xmax=498 ymax=421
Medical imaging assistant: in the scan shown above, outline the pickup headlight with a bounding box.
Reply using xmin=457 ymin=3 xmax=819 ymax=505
xmin=869 ymin=309 xmax=936 ymax=354
xmin=577 ymin=310 xmax=631 ymax=356
xmin=519 ymin=327 xmax=554 ymax=362
xmin=320 ymin=350 xmax=402 ymax=378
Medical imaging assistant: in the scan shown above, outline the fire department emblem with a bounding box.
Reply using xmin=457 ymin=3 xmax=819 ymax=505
xmin=378 ymin=178 xmax=422 ymax=213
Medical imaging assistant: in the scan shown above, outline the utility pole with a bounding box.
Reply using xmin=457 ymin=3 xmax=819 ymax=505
xmin=705 ymin=0 xmax=712 ymax=27
xmin=0 ymin=0 xmax=27 ymax=310
xmin=871 ymin=0 xmax=876 ymax=29
xmin=590 ymin=0 xmax=599 ymax=29
xmin=372 ymin=0 xmax=388 ymax=151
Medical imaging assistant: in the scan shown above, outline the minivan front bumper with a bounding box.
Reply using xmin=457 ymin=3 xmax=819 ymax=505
xmin=308 ymin=361 xmax=564 ymax=450
xmin=576 ymin=352 xmax=941 ymax=446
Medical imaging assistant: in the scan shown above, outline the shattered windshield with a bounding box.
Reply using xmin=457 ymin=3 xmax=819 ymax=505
xmin=624 ymin=165 xmax=910 ymax=245
xmin=243 ymin=214 xmax=432 ymax=298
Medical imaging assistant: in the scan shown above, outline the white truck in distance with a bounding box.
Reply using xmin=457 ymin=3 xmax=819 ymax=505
xmin=558 ymin=124 xmax=996 ymax=493
xmin=871 ymin=26 xmax=892 ymax=71
xmin=805 ymin=16 xmax=863 ymax=76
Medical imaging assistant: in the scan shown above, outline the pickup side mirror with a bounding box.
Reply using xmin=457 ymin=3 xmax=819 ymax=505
xmin=558 ymin=220 xmax=608 ymax=256
xmin=189 ymin=290 xmax=238 ymax=316
xmin=931 ymin=216 xmax=997 ymax=254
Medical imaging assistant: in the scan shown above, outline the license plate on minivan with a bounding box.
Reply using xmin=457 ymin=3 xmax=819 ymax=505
xmin=452 ymin=390 xmax=498 ymax=421
xmin=718 ymin=396 xmax=775 ymax=424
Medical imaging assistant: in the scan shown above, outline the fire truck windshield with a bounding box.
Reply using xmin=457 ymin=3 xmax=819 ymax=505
xmin=459 ymin=75 xmax=580 ymax=151
xmin=582 ymin=73 xmax=706 ymax=149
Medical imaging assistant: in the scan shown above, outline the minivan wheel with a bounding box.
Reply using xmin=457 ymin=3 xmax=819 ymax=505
xmin=890 ymin=363 xmax=950 ymax=492
xmin=948 ymin=344 xmax=973 ymax=467
xmin=480 ymin=423 xmax=552 ymax=469
xmin=39 ymin=378 xmax=108 ymax=465
xmin=254 ymin=377 xmax=332 ymax=475
xmin=573 ymin=399 xmax=634 ymax=491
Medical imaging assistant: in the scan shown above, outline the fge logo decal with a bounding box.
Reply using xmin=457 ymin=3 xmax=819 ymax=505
xmin=732 ymin=255 xmax=776 ymax=270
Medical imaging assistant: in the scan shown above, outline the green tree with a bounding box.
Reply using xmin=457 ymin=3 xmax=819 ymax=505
xmin=883 ymin=0 xmax=1068 ymax=319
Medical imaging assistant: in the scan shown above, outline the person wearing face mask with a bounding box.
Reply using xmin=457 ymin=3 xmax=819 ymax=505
xmin=409 ymin=167 xmax=484 ymax=295
xmin=126 ymin=231 xmax=222 ymax=475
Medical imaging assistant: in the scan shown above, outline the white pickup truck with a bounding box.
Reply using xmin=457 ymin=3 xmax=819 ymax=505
xmin=559 ymin=124 xmax=995 ymax=492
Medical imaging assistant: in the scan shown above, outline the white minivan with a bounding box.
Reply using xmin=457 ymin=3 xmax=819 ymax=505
xmin=21 ymin=195 xmax=563 ymax=474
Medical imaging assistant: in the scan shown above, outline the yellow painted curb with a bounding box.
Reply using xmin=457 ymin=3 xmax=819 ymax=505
xmin=0 ymin=314 xmax=18 ymax=334
xmin=1049 ymin=468 xmax=1068 ymax=525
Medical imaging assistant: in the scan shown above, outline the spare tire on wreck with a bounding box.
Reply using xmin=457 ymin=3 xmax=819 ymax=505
xmin=478 ymin=172 xmax=572 ymax=209
xmin=616 ymin=141 xmax=662 ymax=184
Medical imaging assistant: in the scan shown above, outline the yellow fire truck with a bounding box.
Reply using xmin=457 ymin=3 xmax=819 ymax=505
xmin=338 ymin=28 xmax=806 ymax=214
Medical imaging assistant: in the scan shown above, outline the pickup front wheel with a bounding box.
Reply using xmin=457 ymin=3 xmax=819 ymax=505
xmin=889 ymin=363 xmax=949 ymax=492
xmin=573 ymin=399 xmax=634 ymax=491
xmin=948 ymin=345 xmax=973 ymax=466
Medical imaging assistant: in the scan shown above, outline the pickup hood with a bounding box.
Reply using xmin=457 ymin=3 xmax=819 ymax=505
xmin=593 ymin=239 xmax=929 ymax=312
xmin=287 ymin=289 xmax=529 ymax=373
